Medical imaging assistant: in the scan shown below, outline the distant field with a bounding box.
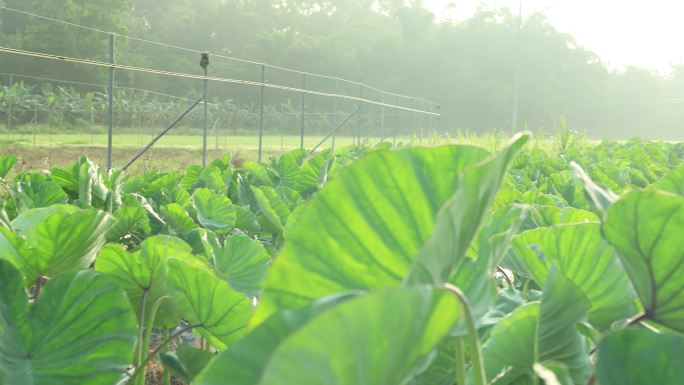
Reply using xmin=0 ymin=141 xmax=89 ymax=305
xmin=0 ymin=129 xmax=536 ymax=174
xmin=0 ymin=132 xmax=410 ymax=174
xmin=0 ymin=132 xmax=378 ymax=149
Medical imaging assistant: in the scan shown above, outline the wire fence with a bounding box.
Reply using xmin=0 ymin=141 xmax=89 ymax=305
xmin=0 ymin=5 xmax=441 ymax=170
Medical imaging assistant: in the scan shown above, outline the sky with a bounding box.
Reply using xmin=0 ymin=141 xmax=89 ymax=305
xmin=424 ymin=0 xmax=684 ymax=74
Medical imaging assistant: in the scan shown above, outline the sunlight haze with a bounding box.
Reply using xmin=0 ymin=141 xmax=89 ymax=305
xmin=425 ymin=0 xmax=684 ymax=74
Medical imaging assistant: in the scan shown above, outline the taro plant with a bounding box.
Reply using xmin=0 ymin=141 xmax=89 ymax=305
xmin=1 ymin=134 xmax=684 ymax=385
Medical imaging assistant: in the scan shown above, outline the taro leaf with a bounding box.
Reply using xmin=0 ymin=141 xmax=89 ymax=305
xmin=168 ymin=258 xmax=252 ymax=349
xmin=533 ymin=362 xmax=574 ymax=385
xmin=198 ymin=165 xmax=227 ymax=192
xmin=571 ymin=162 xmax=618 ymax=217
xmin=160 ymin=203 xmax=198 ymax=237
xmin=9 ymin=204 xmax=71 ymax=231
xmin=480 ymin=286 xmax=533 ymax=327
xmin=195 ymin=287 xmax=461 ymax=385
xmin=14 ymin=173 xmax=68 ymax=211
xmin=522 ymin=205 xmax=597 ymax=230
xmin=95 ymin=235 xmax=194 ymax=327
xmin=652 ymin=162 xmax=684 ymax=195
xmin=104 ymin=169 xmax=125 ymax=210
xmin=51 ymin=157 xmax=108 ymax=206
xmin=194 ymin=292 xmax=361 ymax=385
xmin=411 ymin=206 xmax=528 ymax=382
xmin=214 ymin=235 xmax=271 ymax=296
xmin=0 ymin=260 xmax=137 ymax=385
xmin=192 ymin=188 xmax=236 ymax=233
xmin=482 ymin=266 xmax=592 ymax=385
xmin=159 ymin=343 xmax=213 ymax=383
xmin=282 ymin=201 xmax=307 ymax=239
xmin=602 ymin=190 xmax=684 ymax=332
xmin=251 ymin=144 xmax=491 ymax=324
xmin=185 ymin=228 xmax=220 ymax=264
xmin=274 ymin=185 xmax=303 ymax=209
xmin=106 ymin=205 xmax=151 ymax=243
xmin=0 ymin=155 xmax=17 ymax=178
xmin=243 ymin=162 xmax=273 ymax=185
xmin=234 ymin=205 xmax=261 ymax=234
xmin=250 ymin=185 xmax=289 ymax=234
xmin=179 ymin=165 xmax=202 ymax=191
xmin=297 ymin=154 xmax=335 ymax=192
xmin=2 ymin=205 xmax=114 ymax=283
xmin=451 ymin=204 xmax=528 ymax=331
xmin=408 ymin=337 xmax=458 ymax=385
xmin=210 ymin=153 xmax=233 ymax=171
xmin=272 ymin=148 xmax=305 ymax=188
xmin=78 ymin=157 xmax=109 ymax=205
xmin=161 ymin=187 xmax=191 ymax=207
xmin=597 ymin=328 xmax=684 ymax=385
xmin=510 ymin=223 xmax=636 ymax=329
xmin=405 ymin=134 xmax=528 ymax=285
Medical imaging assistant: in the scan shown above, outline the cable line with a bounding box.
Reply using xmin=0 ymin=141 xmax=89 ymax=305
xmin=0 ymin=46 xmax=439 ymax=116
xmin=0 ymin=5 xmax=436 ymax=106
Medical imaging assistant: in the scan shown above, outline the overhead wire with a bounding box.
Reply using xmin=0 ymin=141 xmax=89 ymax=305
xmin=0 ymin=5 xmax=437 ymax=107
xmin=0 ymin=46 xmax=439 ymax=116
xmin=0 ymin=72 xmax=192 ymax=101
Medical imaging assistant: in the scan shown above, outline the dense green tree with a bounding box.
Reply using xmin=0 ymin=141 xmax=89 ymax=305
xmin=0 ymin=0 xmax=682 ymax=139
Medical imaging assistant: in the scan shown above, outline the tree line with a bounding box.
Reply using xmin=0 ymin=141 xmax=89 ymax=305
xmin=1 ymin=0 xmax=683 ymax=139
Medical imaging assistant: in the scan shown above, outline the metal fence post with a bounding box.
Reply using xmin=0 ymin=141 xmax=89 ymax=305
xmin=429 ymin=102 xmax=435 ymax=138
xmin=106 ymin=33 xmax=115 ymax=171
xmin=380 ymin=94 xmax=385 ymax=140
xmin=393 ymin=97 xmax=399 ymax=146
xmin=413 ymin=99 xmax=425 ymax=144
xmin=410 ymin=97 xmax=417 ymax=143
xmin=356 ymin=84 xmax=363 ymax=146
xmin=6 ymin=74 xmax=12 ymax=143
xmin=331 ymin=79 xmax=338 ymax=152
xmin=258 ymin=64 xmax=265 ymax=163
xmin=201 ymin=52 xmax=209 ymax=167
xmin=300 ymin=74 xmax=306 ymax=149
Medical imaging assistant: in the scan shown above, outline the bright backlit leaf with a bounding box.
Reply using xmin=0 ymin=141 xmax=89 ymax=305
xmin=603 ymin=190 xmax=684 ymax=332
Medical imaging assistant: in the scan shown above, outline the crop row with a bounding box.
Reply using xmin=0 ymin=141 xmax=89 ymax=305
xmin=0 ymin=81 xmax=380 ymax=134
xmin=0 ymin=134 xmax=683 ymax=384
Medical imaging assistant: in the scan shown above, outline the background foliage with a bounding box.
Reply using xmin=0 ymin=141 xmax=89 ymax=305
xmin=1 ymin=0 xmax=684 ymax=139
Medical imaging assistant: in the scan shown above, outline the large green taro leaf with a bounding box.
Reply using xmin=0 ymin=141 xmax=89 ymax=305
xmin=482 ymin=266 xmax=591 ymax=385
xmin=0 ymin=205 xmax=114 ymax=283
xmin=195 ymin=287 xmax=461 ymax=385
xmin=411 ymin=205 xmax=528 ymax=385
xmin=214 ymin=235 xmax=271 ymax=297
xmin=0 ymin=155 xmax=16 ymax=178
xmin=510 ymin=223 xmax=636 ymax=329
xmin=160 ymin=203 xmax=198 ymax=237
xmin=168 ymin=258 xmax=252 ymax=350
xmin=160 ymin=203 xmax=199 ymax=237
xmin=13 ymin=173 xmax=69 ymax=212
xmin=192 ymin=188 xmax=236 ymax=233
xmin=0 ymin=260 xmax=136 ymax=385
xmin=95 ymin=235 xmax=194 ymax=327
xmin=194 ymin=292 xmax=361 ymax=385
xmin=597 ymin=328 xmax=684 ymax=385
xmin=522 ymin=205 xmax=598 ymax=230
xmin=250 ymin=185 xmax=289 ymax=234
xmin=106 ymin=204 xmax=151 ymax=243
xmin=452 ymin=204 xmax=528 ymax=328
xmin=159 ymin=343 xmax=214 ymax=384
xmin=602 ymin=190 xmax=684 ymax=332
xmin=296 ymin=153 xmax=335 ymax=192
xmin=652 ymin=162 xmax=684 ymax=195
xmin=253 ymin=138 xmax=528 ymax=325
xmin=406 ymin=134 xmax=529 ymax=284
